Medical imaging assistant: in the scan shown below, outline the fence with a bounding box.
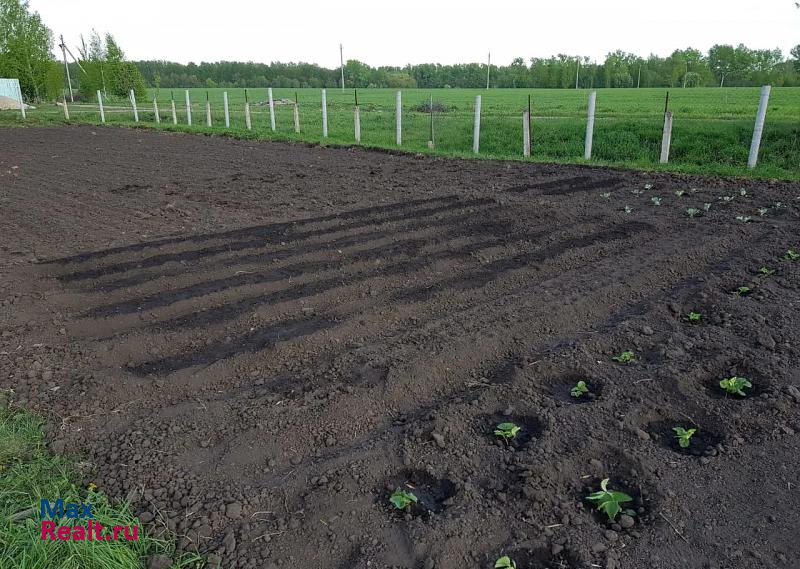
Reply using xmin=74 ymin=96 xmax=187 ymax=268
xmin=9 ymin=86 xmax=793 ymax=173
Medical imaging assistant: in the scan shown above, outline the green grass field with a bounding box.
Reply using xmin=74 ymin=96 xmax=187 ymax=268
xmin=3 ymin=87 xmax=799 ymax=179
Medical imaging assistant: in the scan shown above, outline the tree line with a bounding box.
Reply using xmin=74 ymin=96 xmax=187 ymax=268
xmin=136 ymin=45 xmax=800 ymax=91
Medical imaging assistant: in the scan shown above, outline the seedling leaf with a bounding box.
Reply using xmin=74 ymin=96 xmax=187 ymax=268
xmin=612 ymin=351 xmax=636 ymax=364
xmin=570 ymin=380 xmax=589 ymax=398
xmin=494 ymin=422 xmax=521 ymax=440
xmin=495 ymin=556 xmax=517 ymax=569
xmin=389 ymin=489 xmax=418 ymax=510
xmin=586 ymin=478 xmax=633 ymax=521
xmin=719 ymin=376 xmax=752 ymax=397
xmin=673 ymin=426 xmax=697 ymax=448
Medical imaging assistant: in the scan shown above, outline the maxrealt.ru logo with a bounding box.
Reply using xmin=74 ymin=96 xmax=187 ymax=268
xmin=40 ymin=499 xmax=139 ymax=541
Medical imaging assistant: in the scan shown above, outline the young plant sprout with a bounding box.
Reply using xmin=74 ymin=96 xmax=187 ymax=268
xmin=758 ymin=207 xmax=769 ymax=216
xmin=631 ymin=188 xmax=644 ymax=195
xmin=651 ymin=196 xmax=662 ymax=206
xmin=686 ymin=208 xmax=701 ymax=218
xmin=736 ymin=215 xmax=752 ymax=222
xmin=570 ymin=380 xmax=589 ymax=398
xmin=703 ymin=203 xmax=712 ymax=212
xmin=495 ymin=556 xmax=517 ymax=569
xmin=739 ymin=188 xmax=747 ymax=196
xmin=586 ymin=478 xmax=633 ymax=521
xmin=673 ymin=426 xmax=697 ymax=448
xmin=733 ymin=286 xmax=752 ymax=296
xmin=758 ymin=267 xmax=775 ymax=276
xmin=721 ymin=196 xmax=734 ymax=202
xmin=623 ymin=205 xmax=633 ymax=214
xmin=675 ymin=190 xmax=686 ymax=197
xmin=389 ymin=488 xmax=419 ymax=511
xmin=644 ymin=183 xmax=653 ymax=190
xmin=600 ymin=192 xmax=611 ymax=199
xmin=687 ymin=311 xmax=702 ymax=322
xmin=494 ymin=422 xmax=521 ymax=440
xmin=784 ymin=249 xmax=798 ymax=260
xmin=612 ymin=351 xmax=636 ymax=364
xmin=719 ymin=376 xmax=752 ymax=397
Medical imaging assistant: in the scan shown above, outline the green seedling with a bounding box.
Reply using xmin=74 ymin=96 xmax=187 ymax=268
xmin=719 ymin=376 xmax=752 ymax=397
xmin=612 ymin=351 xmax=636 ymax=364
xmin=758 ymin=267 xmax=775 ymax=276
xmin=600 ymin=192 xmax=611 ymax=199
xmin=736 ymin=215 xmax=752 ymax=222
xmin=733 ymin=286 xmax=752 ymax=296
xmin=495 ymin=556 xmax=517 ymax=569
xmin=758 ymin=207 xmax=769 ymax=216
xmin=703 ymin=203 xmax=712 ymax=212
xmin=686 ymin=208 xmax=701 ymax=218
xmin=570 ymin=380 xmax=589 ymax=398
xmin=675 ymin=190 xmax=686 ymax=197
xmin=494 ymin=422 xmax=521 ymax=440
xmin=673 ymin=426 xmax=697 ymax=448
xmin=687 ymin=311 xmax=702 ymax=322
xmin=739 ymin=188 xmax=747 ymax=196
xmin=586 ymin=478 xmax=633 ymax=521
xmin=644 ymin=183 xmax=653 ymax=190
xmin=721 ymin=196 xmax=734 ymax=202
xmin=773 ymin=202 xmax=785 ymax=209
xmin=631 ymin=188 xmax=644 ymax=195
xmin=623 ymin=205 xmax=633 ymax=214
xmin=651 ymin=196 xmax=662 ymax=206
xmin=389 ymin=488 xmax=419 ymax=511
xmin=784 ymin=249 xmax=799 ymax=260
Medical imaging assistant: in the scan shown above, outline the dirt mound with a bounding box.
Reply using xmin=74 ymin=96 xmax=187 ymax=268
xmin=1 ymin=125 xmax=799 ymax=569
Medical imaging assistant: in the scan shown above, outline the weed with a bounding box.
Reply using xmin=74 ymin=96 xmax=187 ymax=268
xmin=686 ymin=208 xmax=701 ymax=218
xmin=586 ymin=478 xmax=634 ymax=521
xmin=672 ymin=426 xmax=697 ymax=448
xmin=495 ymin=556 xmax=517 ymax=569
xmin=612 ymin=351 xmax=636 ymax=364
xmin=687 ymin=311 xmax=702 ymax=322
xmin=719 ymin=376 xmax=752 ymax=397
xmin=651 ymin=196 xmax=662 ymax=206
xmin=570 ymin=380 xmax=589 ymax=398
xmin=389 ymin=488 xmax=419 ymax=511
xmin=494 ymin=422 xmax=521 ymax=440
xmin=784 ymin=249 xmax=799 ymax=260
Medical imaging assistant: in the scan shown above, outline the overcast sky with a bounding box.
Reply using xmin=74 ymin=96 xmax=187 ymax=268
xmin=30 ymin=0 xmax=800 ymax=67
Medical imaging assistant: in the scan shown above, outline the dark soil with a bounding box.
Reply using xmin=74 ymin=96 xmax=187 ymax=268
xmin=2 ymin=125 xmax=800 ymax=569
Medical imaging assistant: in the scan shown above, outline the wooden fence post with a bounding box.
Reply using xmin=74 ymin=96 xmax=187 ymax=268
xmin=472 ymin=95 xmax=481 ymax=154
xmin=584 ymin=90 xmax=596 ymax=159
xmin=747 ymin=85 xmax=771 ymax=169
xmin=97 ymin=90 xmax=105 ymax=123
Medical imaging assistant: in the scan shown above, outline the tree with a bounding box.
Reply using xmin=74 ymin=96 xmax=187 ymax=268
xmin=0 ymin=0 xmax=61 ymax=100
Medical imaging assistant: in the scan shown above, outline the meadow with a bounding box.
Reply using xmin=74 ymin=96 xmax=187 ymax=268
xmin=4 ymin=87 xmax=799 ymax=179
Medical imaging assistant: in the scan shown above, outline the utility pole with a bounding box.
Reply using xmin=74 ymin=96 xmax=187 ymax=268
xmin=486 ymin=52 xmax=491 ymax=89
xmin=340 ymin=43 xmax=345 ymax=90
xmin=59 ymin=35 xmax=74 ymax=102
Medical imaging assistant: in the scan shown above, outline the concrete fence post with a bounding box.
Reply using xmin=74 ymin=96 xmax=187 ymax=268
xmin=354 ymin=106 xmax=361 ymax=142
xmin=396 ymin=91 xmax=402 ymax=145
xmin=17 ymin=86 xmax=25 ymax=119
xmin=130 ymin=90 xmax=139 ymax=122
xmin=660 ymin=112 xmax=673 ymax=164
xmin=522 ymin=110 xmax=531 ymax=158
xmin=185 ymin=90 xmax=192 ymax=126
xmin=584 ymin=90 xmax=597 ymax=159
xmin=268 ymin=88 xmax=276 ymax=131
xmin=747 ymin=85 xmax=771 ymax=169
xmin=97 ymin=90 xmax=105 ymax=123
xmin=62 ymin=96 xmax=69 ymax=120
xmin=293 ymin=102 xmax=300 ymax=133
xmin=223 ymin=91 xmax=230 ymax=128
xmin=171 ymin=99 xmax=177 ymax=125
xmin=245 ymin=102 xmax=252 ymax=130
xmin=472 ymin=95 xmax=481 ymax=154
xmin=321 ymin=89 xmax=328 ymax=138
xmin=153 ymin=98 xmax=160 ymax=124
